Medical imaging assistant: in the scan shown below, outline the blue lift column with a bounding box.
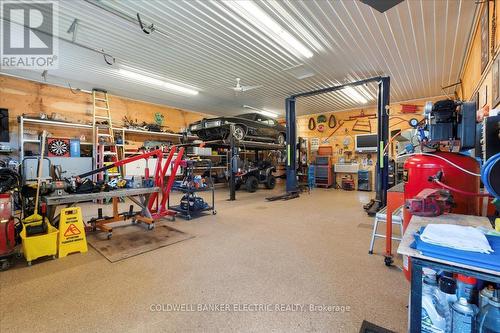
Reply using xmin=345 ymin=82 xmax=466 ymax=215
xmin=285 ymin=97 xmax=298 ymax=193
xmin=376 ymin=77 xmax=390 ymax=207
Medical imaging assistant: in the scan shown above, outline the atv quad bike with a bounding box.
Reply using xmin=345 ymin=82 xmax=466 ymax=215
xmin=234 ymin=161 xmax=276 ymax=193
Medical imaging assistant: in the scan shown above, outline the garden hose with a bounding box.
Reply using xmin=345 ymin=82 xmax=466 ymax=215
xmin=481 ymin=152 xmax=500 ymax=199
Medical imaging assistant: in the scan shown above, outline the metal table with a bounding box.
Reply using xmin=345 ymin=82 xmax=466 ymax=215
xmin=42 ymin=187 xmax=160 ymax=239
xmin=397 ymin=214 xmax=500 ymax=333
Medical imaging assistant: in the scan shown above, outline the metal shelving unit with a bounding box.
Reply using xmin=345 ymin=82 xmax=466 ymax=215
xmin=18 ymin=115 xmax=197 ymax=161
xmin=18 ymin=116 xmax=93 ymax=161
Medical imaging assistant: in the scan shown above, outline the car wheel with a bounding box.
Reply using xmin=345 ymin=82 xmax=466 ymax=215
xmin=232 ymin=125 xmax=246 ymax=141
xmin=265 ymin=175 xmax=276 ymax=189
xmin=276 ymin=133 xmax=285 ymax=145
xmin=245 ymin=176 xmax=258 ymax=193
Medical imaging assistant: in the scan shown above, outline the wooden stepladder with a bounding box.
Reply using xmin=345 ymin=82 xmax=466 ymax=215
xmin=92 ymin=89 xmax=121 ymax=183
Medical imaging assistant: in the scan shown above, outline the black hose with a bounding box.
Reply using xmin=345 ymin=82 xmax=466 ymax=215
xmin=137 ymin=13 xmax=151 ymax=34
xmin=0 ymin=168 xmax=20 ymax=193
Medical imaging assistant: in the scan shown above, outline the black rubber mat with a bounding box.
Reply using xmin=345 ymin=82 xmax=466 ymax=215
xmin=359 ymin=320 xmax=396 ymax=333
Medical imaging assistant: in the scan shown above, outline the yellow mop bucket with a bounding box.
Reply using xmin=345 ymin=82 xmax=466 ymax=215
xmin=20 ymin=223 xmax=58 ymax=265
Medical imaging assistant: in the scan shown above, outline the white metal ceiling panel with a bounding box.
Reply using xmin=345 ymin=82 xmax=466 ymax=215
xmin=0 ymin=0 xmax=477 ymax=116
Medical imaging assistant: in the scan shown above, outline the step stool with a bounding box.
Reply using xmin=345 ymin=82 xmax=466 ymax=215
xmin=368 ymin=205 xmax=404 ymax=254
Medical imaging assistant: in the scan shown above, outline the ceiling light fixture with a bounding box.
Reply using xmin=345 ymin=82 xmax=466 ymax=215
xmin=225 ymin=1 xmax=313 ymax=59
xmin=342 ymin=86 xmax=368 ymax=104
xmin=243 ymin=105 xmax=279 ymax=118
xmin=118 ymin=68 xmax=199 ymax=96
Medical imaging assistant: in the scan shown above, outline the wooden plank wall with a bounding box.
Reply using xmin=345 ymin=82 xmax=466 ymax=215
xmin=0 ymin=75 xmax=210 ymax=156
xmin=459 ymin=0 xmax=500 ymax=106
xmin=297 ymin=95 xmax=446 ymax=162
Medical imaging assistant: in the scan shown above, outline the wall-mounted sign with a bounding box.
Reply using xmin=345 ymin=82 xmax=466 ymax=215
xmin=493 ymin=57 xmax=500 ymax=108
xmin=310 ymin=137 xmax=320 ymax=151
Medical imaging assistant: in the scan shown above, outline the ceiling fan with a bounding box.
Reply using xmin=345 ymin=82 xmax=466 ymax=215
xmin=229 ymin=78 xmax=262 ymax=93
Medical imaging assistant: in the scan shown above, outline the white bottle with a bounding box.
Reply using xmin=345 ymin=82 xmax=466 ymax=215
xmin=435 ymin=276 xmax=457 ymax=333
xmin=422 ymin=269 xmax=446 ymax=333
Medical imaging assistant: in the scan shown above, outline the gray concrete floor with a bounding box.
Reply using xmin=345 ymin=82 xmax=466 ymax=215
xmin=0 ymin=185 xmax=408 ymax=332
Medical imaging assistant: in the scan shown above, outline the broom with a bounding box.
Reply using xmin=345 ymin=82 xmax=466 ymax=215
xmin=24 ymin=130 xmax=47 ymax=224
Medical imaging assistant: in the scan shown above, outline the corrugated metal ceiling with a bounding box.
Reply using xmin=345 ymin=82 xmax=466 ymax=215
xmin=0 ymin=0 xmax=477 ymax=116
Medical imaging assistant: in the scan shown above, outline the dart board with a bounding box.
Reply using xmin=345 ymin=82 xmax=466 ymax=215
xmin=47 ymin=138 xmax=70 ymax=157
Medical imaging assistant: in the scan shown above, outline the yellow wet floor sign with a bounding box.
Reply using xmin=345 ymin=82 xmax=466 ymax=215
xmin=58 ymin=207 xmax=88 ymax=258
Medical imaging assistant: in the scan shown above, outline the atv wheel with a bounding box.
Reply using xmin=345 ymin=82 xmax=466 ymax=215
xmin=245 ymin=176 xmax=258 ymax=193
xmin=265 ymin=175 xmax=276 ymax=189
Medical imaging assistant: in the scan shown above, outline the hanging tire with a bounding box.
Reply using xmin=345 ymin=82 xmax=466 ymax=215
xmin=232 ymin=125 xmax=246 ymax=141
xmin=276 ymin=133 xmax=286 ymax=145
xmin=265 ymin=175 xmax=276 ymax=189
xmin=308 ymin=117 xmax=316 ymax=130
xmin=328 ymin=114 xmax=337 ymax=128
xmin=245 ymin=176 xmax=258 ymax=193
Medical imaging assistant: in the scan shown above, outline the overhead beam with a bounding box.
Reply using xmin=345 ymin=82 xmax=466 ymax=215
xmin=291 ymin=76 xmax=382 ymax=99
xmin=284 ymin=76 xmax=390 ymax=209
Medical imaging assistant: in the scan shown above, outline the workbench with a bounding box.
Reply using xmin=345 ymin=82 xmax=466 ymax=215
xmin=42 ymin=187 xmax=160 ymax=239
xmin=397 ymin=214 xmax=499 ymax=333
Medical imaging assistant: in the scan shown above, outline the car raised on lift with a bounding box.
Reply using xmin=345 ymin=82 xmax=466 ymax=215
xmin=188 ymin=113 xmax=286 ymax=144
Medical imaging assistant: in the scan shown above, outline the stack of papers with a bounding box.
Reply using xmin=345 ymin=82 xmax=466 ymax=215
xmin=419 ymin=224 xmax=494 ymax=254
xmin=412 ymin=225 xmax=500 ymax=272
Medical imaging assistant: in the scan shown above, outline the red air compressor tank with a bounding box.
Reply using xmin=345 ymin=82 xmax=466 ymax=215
xmin=401 ymin=152 xmax=480 ymax=280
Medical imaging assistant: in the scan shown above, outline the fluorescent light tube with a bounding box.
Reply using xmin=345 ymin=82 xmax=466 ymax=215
xmin=243 ymin=105 xmax=279 ymax=118
xmin=118 ymin=68 xmax=199 ymax=96
xmin=343 ymin=86 xmax=368 ymax=104
xmin=259 ymin=110 xmax=279 ymax=118
xmin=226 ymin=1 xmax=313 ymax=59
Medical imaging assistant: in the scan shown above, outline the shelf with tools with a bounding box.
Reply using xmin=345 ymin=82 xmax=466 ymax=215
xmin=115 ymin=127 xmax=197 ymax=158
xmin=18 ymin=116 xmax=94 ymax=161
xmin=18 ymin=116 xmax=196 ymax=160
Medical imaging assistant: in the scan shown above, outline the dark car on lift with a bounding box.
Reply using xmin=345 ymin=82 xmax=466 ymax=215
xmin=188 ymin=113 xmax=286 ymax=145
